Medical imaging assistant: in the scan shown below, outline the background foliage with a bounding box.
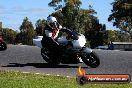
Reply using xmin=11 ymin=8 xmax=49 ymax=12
xmin=0 ymin=0 xmax=132 ymax=47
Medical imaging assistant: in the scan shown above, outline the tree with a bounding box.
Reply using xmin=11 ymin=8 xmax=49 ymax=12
xmin=106 ymin=30 xmax=119 ymax=42
xmin=49 ymin=0 xmax=97 ymax=32
xmin=104 ymin=30 xmax=132 ymax=43
xmin=101 ymin=24 xmax=106 ymax=31
xmin=85 ymin=26 xmax=107 ymax=48
xmin=0 ymin=22 xmax=2 ymax=35
xmin=118 ymin=31 xmax=131 ymax=42
xmin=35 ymin=19 xmax=46 ymax=36
xmin=48 ymin=0 xmax=82 ymax=11
xmin=48 ymin=0 xmax=106 ymax=48
xmin=2 ymin=28 xmax=17 ymax=44
xmin=49 ymin=0 xmax=83 ymax=32
xmin=108 ymin=0 xmax=132 ymax=32
xmin=19 ymin=17 xmax=35 ymax=45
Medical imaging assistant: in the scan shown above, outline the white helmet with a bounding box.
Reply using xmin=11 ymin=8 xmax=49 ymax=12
xmin=47 ymin=16 xmax=57 ymax=24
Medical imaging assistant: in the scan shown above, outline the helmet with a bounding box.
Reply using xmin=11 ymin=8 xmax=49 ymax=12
xmin=47 ymin=16 xmax=57 ymax=24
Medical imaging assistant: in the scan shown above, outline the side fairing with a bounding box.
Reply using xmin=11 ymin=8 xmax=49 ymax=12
xmin=82 ymin=47 xmax=92 ymax=54
xmin=33 ymin=36 xmax=43 ymax=48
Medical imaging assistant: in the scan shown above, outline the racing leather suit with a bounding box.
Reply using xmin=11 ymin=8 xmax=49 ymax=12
xmin=41 ymin=22 xmax=62 ymax=58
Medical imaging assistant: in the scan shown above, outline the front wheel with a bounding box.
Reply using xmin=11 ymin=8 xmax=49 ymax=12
xmin=81 ymin=52 xmax=100 ymax=68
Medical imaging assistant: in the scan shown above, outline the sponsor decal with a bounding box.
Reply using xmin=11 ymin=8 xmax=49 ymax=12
xmin=76 ymin=66 xmax=131 ymax=85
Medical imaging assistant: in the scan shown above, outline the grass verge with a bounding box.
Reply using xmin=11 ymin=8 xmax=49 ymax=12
xmin=0 ymin=70 xmax=131 ymax=88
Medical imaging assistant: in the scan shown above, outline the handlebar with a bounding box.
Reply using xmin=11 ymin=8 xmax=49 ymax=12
xmin=60 ymin=28 xmax=79 ymax=40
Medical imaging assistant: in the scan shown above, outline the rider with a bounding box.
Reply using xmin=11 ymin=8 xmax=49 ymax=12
xmin=41 ymin=15 xmax=62 ymax=59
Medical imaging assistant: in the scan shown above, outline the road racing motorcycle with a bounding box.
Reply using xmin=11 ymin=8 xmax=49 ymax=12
xmin=0 ymin=36 xmax=7 ymax=51
xmin=33 ymin=29 xmax=100 ymax=68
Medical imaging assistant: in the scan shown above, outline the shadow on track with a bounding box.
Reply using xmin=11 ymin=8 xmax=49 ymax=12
xmin=2 ymin=63 xmax=87 ymax=68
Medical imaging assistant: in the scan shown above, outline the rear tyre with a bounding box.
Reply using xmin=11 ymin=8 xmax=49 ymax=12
xmin=41 ymin=48 xmax=50 ymax=62
xmin=41 ymin=48 xmax=60 ymax=65
xmin=0 ymin=40 xmax=7 ymax=51
xmin=81 ymin=52 xmax=100 ymax=68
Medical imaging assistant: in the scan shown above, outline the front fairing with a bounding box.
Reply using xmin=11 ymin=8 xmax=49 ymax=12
xmin=57 ymin=34 xmax=86 ymax=48
xmin=72 ymin=34 xmax=86 ymax=48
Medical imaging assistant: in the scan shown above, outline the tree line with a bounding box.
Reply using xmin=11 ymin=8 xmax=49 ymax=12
xmin=0 ymin=0 xmax=131 ymax=48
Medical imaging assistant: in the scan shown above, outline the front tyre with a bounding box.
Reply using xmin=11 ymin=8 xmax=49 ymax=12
xmin=81 ymin=52 xmax=100 ymax=68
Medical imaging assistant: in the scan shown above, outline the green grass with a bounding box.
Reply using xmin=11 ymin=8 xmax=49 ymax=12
xmin=0 ymin=70 xmax=132 ymax=88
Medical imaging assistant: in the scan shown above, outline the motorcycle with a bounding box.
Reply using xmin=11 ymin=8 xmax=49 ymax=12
xmin=0 ymin=36 xmax=7 ymax=51
xmin=33 ymin=29 xmax=100 ymax=68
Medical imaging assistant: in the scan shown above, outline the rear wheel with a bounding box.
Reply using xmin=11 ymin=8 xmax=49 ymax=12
xmin=0 ymin=40 xmax=7 ymax=51
xmin=81 ymin=52 xmax=100 ymax=68
xmin=41 ymin=48 xmax=60 ymax=65
xmin=41 ymin=48 xmax=50 ymax=62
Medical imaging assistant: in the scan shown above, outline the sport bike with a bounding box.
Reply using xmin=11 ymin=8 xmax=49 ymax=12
xmin=0 ymin=36 xmax=7 ymax=51
xmin=33 ymin=29 xmax=100 ymax=68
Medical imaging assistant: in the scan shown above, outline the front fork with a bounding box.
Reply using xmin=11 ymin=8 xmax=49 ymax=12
xmin=74 ymin=47 xmax=92 ymax=62
xmin=80 ymin=47 xmax=93 ymax=54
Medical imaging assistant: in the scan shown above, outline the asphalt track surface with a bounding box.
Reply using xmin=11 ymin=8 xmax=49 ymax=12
xmin=0 ymin=45 xmax=132 ymax=78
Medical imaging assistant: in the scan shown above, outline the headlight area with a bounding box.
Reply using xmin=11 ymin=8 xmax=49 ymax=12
xmin=72 ymin=35 xmax=86 ymax=48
